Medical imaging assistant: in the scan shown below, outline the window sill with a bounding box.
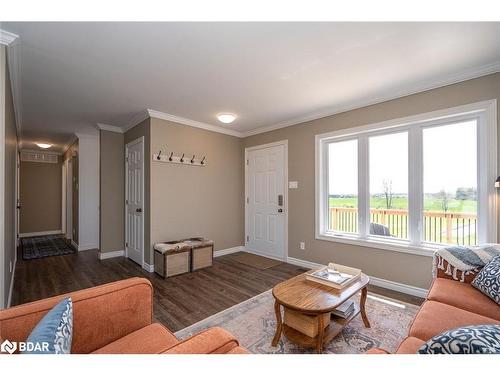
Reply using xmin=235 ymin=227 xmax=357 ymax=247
xmin=316 ymin=233 xmax=436 ymax=258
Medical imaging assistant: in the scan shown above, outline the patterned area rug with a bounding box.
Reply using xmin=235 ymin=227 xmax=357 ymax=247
xmin=21 ymin=235 xmax=76 ymax=260
xmin=175 ymin=289 xmax=420 ymax=354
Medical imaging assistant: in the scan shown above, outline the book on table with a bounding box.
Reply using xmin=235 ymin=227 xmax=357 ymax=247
xmin=331 ymin=300 xmax=355 ymax=319
xmin=306 ymin=263 xmax=361 ymax=289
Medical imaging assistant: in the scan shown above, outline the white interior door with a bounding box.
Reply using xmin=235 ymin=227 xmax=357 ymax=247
xmin=246 ymin=143 xmax=286 ymax=260
xmin=125 ymin=137 xmax=144 ymax=266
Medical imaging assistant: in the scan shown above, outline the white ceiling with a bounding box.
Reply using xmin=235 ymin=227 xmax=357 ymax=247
xmin=2 ymin=22 xmax=500 ymax=152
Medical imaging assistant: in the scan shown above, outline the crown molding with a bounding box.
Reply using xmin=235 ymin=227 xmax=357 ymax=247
xmin=75 ymin=132 xmax=98 ymax=140
xmin=146 ymin=109 xmax=243 ymax=138
xmin=3 ymin=30 xmax=22 ymax=141
xmin=0 ymin=29 xmax=18 ymax=46
xmin=119 ymin=61 xmax=500 ymax=139
xmin=61 ymin=135 xmax=78 ymax=155
xmin=242 ymin=61 xmax=500 ymax=137
xmin=123 ymin=109 xmax=150 ymax=132
xmin=97 ymin=123 xmax=124 ymax=134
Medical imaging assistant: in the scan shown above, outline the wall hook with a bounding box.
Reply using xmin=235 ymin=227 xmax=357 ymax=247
xmin=180 ymin=153 xmax=185 ymax=163
xmin=156 ymin=150 xmax=162 ymax=160
xmin=190 ymin=154 xmax=196 ymax=164
xmin=169 ymin=152 xmax=173 ymax=161
xmin=201 ymin=156 xmax=206 ymax=165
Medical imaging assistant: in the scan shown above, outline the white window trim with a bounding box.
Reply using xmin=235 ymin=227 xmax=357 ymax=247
xmin=315 ymin=100 xmax=497 ymax=257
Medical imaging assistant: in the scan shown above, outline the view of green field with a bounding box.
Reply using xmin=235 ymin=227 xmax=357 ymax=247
xmin=329 ymin=196 xmax=477 ymax=213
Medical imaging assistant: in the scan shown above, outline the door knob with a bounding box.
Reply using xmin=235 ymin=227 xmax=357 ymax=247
xmin=136 ymin=208 xmax=142 ymax=213
xmin=278 ymin=208 xmax=283 ymax=213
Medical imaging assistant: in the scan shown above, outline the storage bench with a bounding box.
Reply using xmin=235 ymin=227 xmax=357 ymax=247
xmin=154 ymin=242 xmax=191 ymax=278
xmin=153 ymin=238 xmax=214 ymax=278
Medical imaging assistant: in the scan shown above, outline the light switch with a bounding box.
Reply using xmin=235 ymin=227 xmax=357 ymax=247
xmin=288 ymin=181 xmax=298 ymax=189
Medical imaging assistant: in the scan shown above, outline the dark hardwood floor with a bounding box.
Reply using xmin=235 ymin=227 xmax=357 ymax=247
xmin=11 ymin=250 xmax=424 ymax=332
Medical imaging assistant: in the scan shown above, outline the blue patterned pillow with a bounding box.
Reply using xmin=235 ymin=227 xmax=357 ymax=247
xmin=472 ymin=255 xmax=500 ymax=304
xmin=23 ymin=297 xmax=73 ymax=354
xmin=418 ymin=325 xmax=500 ymax=354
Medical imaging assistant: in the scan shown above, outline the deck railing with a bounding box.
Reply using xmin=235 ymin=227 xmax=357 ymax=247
xmin=328 ymin=207 xmax=477 ymax=246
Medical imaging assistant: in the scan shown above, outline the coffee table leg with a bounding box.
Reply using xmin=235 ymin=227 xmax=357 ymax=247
xmin=272 ymin=301 xmax=283 ymax=347
xmin=360 ymin=286 xmax=371 ymax=328
xmin=316 ymin=314 xmax=324 ymax=354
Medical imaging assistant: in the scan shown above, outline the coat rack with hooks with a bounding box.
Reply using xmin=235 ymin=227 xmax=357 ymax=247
xmin=152 ymin=151 xmax=207 ymax=167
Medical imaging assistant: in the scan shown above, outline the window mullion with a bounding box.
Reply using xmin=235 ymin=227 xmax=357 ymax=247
xmin=408 ymin=127 xmax=423 ymax=246
xmin=358 ymin=136 xmax=369 ymax=238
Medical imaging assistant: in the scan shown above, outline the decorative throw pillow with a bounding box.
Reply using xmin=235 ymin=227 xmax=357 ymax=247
xmin=23 ymin=297 xmax=73 ymax=354
xmin=418 ymin=324 xmax=500 ymax=354
xmin=472 ymin=255 xmax=500 ymax=305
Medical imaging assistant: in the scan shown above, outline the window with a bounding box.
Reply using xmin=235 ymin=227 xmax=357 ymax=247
xmin=328 ymin=140 xmax=358 ymax=234
xmin=423 ymin=121 xmax=478 ymax=245
xmin=369 ymin=132 xmax=408 ymax=240
xmin=316 ymin=101 xmax=497 ymax=255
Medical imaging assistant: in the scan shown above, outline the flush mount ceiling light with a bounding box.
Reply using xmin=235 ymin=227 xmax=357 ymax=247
xmin=217 ymin=113 xmax=237 ymax=124
xmin=36 ymin=143 xmax=52 ymax=149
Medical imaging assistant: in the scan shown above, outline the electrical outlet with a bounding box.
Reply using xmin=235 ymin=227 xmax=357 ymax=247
xmin=299 ymin=242 xmax=305 ymax=250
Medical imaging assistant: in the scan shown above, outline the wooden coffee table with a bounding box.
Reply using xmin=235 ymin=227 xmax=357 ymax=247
xmin=272 ymin=271 xmax=370 ymax=353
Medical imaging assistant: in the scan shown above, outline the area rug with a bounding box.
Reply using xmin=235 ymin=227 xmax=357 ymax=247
xmin=231 ymin=253 xmax=282 ymax=270
xmin=175 ymin=289 xmax=420 ymax=354
xmin=21 ymin=235 xmax=76 ymax=260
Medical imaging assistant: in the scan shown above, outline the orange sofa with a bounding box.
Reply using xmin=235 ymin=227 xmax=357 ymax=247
xmin=0 ymin=277 xmax=248 ymax=354
xmin=368 ymin=258 xmax=500 ymax=354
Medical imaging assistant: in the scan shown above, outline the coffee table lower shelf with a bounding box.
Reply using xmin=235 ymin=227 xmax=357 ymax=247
xmin=281 ymin=303 xmax=361 ymax=351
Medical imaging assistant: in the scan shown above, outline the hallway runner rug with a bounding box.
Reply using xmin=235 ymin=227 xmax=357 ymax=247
xmin=21 ymin=235 xmax=76 ymax=260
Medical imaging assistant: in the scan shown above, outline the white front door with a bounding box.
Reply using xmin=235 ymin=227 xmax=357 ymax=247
xmin=126 ymin=137 xmax=144 ymax=266
xmin=246 ymin=143 xmax=286 ymax=260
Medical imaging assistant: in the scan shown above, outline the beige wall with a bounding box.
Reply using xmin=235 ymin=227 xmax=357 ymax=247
xmin=124 ymin=118 xmax=151 ymax=264
xmin=2 ymin=45 xmax=18 ymax=307
xmin=99 ymin=130 xmax=125 ymax=253
xmin=150 ymin=117 xmax=244 ymax=261
xmin=244 ymin=73 xmax=500 ymax=289
xmin=20 ymin=158 xmax=62 ymax=234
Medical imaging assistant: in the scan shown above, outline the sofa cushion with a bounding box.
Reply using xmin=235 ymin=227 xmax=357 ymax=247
xmin=395 ymin=337 xmax=426 ymax=354
xmin=428 ymin=278 xmax=500 ymax=320
xmin=24 ymin=297 xmax=73 ymax=354
xmin=418 ymin=324 xmax=500 ymax=354
xmin=472 ymin=255 xmax=500 ymax=305
xmin=226 ymin=346 xmax=250 ymax=354
xmin=409 ymin=301 xmax=498 ymax=341
xmin=92 ymin=323 xmax=178 ymax=354
xmin=161 ymin=327 xmax=239 ymax=354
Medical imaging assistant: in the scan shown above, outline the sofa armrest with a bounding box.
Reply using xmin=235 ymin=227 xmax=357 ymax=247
xmin=162 ymin=327 xmax=242 ymax=354
xmin=366 ymin=348 xmax=390 ymax=354
xmin=0 ymin=277 xmax=153 ymax=353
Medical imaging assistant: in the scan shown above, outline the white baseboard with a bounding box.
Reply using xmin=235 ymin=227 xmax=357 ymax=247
xmin=285 ymin=256 xmax=428 ymax=298
xmin=98 ymin=250 xmax=125 ymax=260
xmin=7 ymin=258 xmax=17 ymax=308
xmin=369 ymin=276 xmax=428 ymax=299
xmin=77 ymin=243 xmax=98 ymax=251
xmin=245 ymin=248 xmax=286 ymax=262
xmin=19 ymin=230 xmax=62 ymax=238
xmin=142 ymin=262 xmax=154 ymax=272
xmin=286 ymin=256 xmax=323 ymax=269
xmin=214 ymin=246 xmax=245 ymax=257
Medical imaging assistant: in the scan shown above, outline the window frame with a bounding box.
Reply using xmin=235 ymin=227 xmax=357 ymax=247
xmin=315 ymin=100 xmax=497 ymax=257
